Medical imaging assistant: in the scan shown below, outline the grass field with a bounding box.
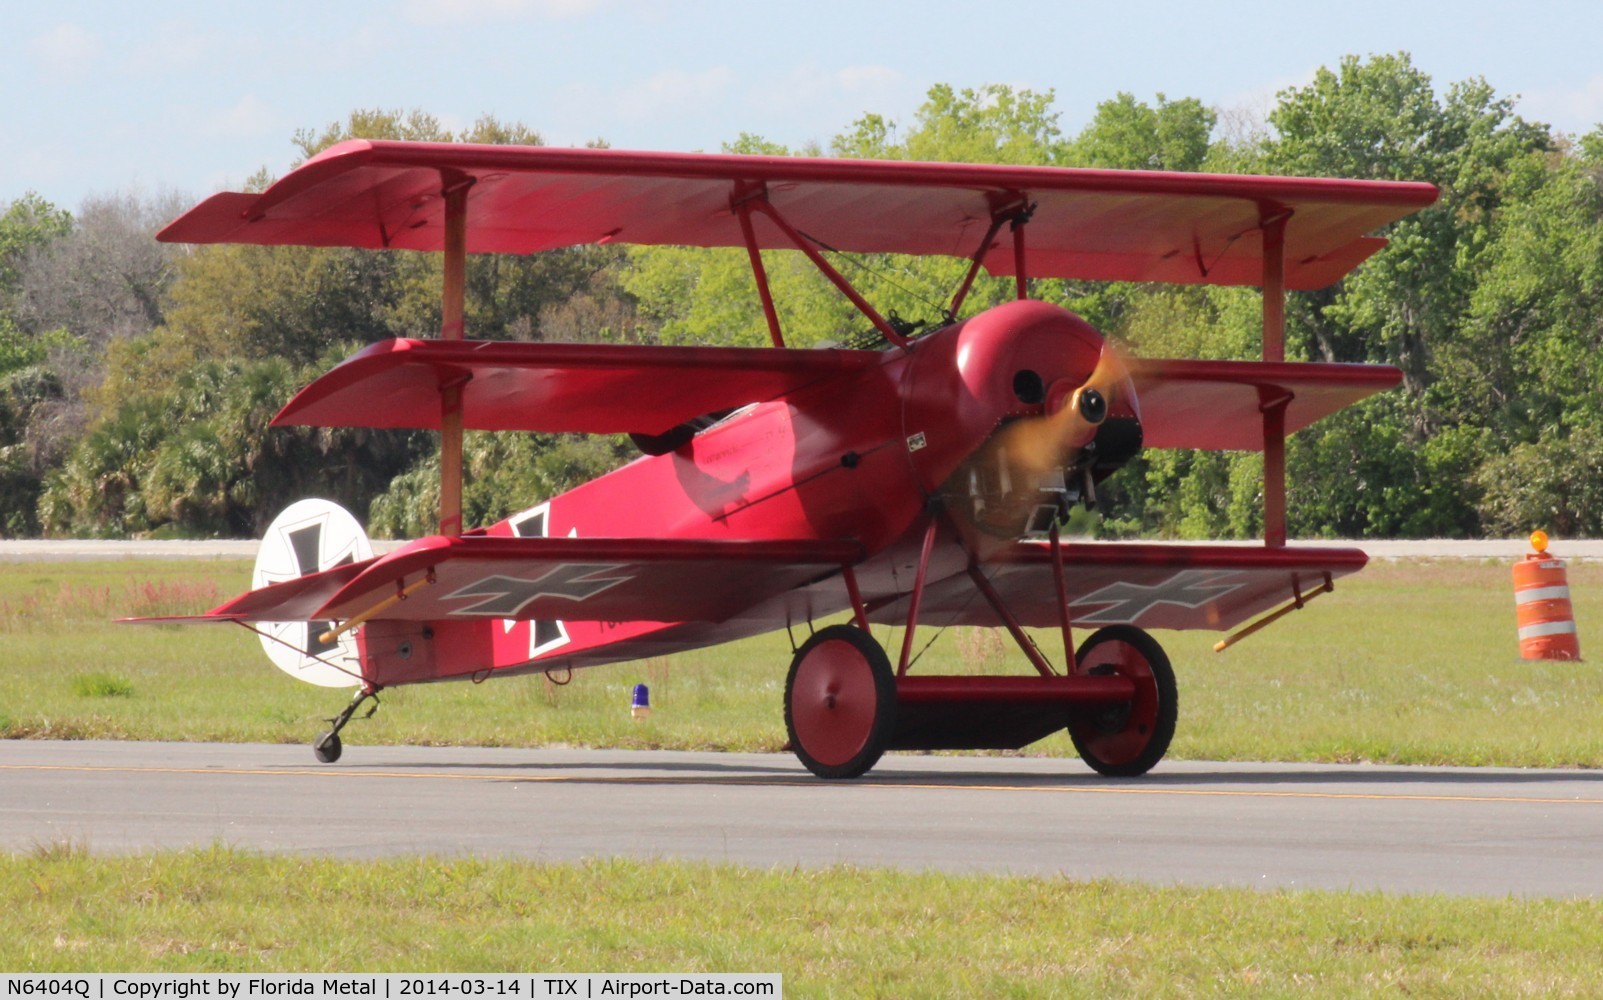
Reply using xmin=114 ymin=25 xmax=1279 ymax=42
xmin=6 ymin=557 xmax=1603 ymax=990
xmin=7 ymin=846 xmax=1603 ymax=996
xmin=3 ymin=557 xmax=1602 ymax=768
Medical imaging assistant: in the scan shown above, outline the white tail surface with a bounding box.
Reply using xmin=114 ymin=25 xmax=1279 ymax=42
xmin=251 ymin=498 xmax=374 ymax=687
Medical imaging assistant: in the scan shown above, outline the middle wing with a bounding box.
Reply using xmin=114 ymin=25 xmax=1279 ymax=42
xmin=190 ymin=535 xmax=863 ymax=625
xmin=1128 ymin=358 xmax=1402 ymax=451
xmin=272 ymin=338 xmax=885 ymax=435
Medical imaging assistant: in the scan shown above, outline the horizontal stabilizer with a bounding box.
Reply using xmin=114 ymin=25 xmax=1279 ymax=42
xmin=124 ymin=558 xmax=376 ymax=625
xmin=273 ymin=338 xmax=884 ymax=435
xmin=1129 ymin=358 xmax=1402 ymax=450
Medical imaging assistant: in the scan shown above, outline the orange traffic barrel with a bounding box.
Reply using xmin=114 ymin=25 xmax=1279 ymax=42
xmin=1513 ymin=531 xmax=1581 ymax=660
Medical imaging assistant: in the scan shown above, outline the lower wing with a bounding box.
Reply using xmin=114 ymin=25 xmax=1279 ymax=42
xmin=873 ymin=542 xmax=1368 ymax=632
xmin=129 ymin=534 xmax=863 ymax=626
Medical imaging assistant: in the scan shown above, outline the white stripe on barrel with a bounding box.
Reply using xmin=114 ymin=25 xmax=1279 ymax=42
xmin=1515 ymin=585 xmax=1571 ymax=604
xmin=1518 ymin=620 xmax=1579 ymax=640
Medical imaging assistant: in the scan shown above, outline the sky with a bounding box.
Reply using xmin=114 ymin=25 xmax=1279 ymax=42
xmin=5 ymin=0 xmax=1603 ymax=212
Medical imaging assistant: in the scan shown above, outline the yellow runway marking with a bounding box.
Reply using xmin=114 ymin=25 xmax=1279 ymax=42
xmin=5 ymin=762 xmax=1603 ymax=807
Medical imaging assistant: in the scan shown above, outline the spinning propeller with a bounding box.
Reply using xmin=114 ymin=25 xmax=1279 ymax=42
xmin=991 ymin=342 xmax=1130 ymax=485
xmin=947 ymin=340 xmax=1137 ymax=542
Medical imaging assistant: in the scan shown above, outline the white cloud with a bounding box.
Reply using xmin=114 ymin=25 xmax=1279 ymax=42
xmin=400 ymin=0 xmax=607 ymax=24
xmin=1520 ymin=76 xmax=1603 ymax=135
xmin=745 ymin=63 xmax=907 ymax=119
xmin=615 ymin=67 xmax=736 ymax=119
xmin=124 ymin=19 xmax=215 ymax=76
xmin=207 ymin=95 xmax=284 ymax=140
xmin=834 ymin=65 xmax=905 ymax=94
xmin=1214 ymin=67 xmax=1320 ymax=142
xmin=28 ymin=22 xmax=101 ymax=79
xmin=1219 ymin=68 xmax=1319 ymax=118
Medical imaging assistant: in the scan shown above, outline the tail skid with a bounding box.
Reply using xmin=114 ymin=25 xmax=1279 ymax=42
xmin=313 ymin=686 xmax=381 ymax=764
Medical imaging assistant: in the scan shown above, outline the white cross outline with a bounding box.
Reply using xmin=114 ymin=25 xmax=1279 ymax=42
xmin=1069 ymin=569 xmax=1246 ymax=625
xmin=501 ymin=501 xmax=580 ymax=658
xmin=254 ymin=507 xmax=365 ymax=674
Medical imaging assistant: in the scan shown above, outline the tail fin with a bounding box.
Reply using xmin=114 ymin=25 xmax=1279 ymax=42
xmin=251 ymin=498 xmax=374 ymax=688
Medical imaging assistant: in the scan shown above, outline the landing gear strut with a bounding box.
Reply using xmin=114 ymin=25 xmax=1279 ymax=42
xmin=313 ymin=686 xmax=381 ymax=763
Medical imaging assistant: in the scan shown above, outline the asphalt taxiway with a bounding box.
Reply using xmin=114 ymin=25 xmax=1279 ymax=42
xmin=5 ymin=740 xmax=1602 ymax=896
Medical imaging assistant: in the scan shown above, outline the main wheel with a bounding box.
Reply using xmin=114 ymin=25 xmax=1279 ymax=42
xmin=1068 ymin=625 xmax=1176 ymax=777
xmin=784 ymin=624 xmax=897 ymax=779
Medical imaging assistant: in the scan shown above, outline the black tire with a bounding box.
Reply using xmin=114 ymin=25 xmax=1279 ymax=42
xmin=1068 ymin=625 xmax=1176 ymax=777
xmin=313 ymin=731 xmax=342 ymax=764
xmin=784 ymin=624 xmax=897 ymax=779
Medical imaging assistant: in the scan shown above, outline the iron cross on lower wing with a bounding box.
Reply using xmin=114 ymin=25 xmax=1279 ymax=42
xmin=1070 ymin=569 xmax=1244 ymax=626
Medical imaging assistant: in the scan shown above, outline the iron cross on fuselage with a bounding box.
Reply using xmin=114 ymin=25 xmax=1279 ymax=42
xmin=441 ymin=564 xmax=634 ymax=617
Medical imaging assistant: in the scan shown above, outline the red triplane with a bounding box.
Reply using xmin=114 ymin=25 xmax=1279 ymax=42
xmin=141 ymin=141 xmax=1438 ymax=777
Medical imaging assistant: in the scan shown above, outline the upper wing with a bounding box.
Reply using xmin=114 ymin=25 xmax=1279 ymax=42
xmin=272 ymin=338 xmax=884 ymax=434
xmin=150 ymin=534 xmax=862 ymax=626
xmin=1129 ymin=358 xmax=1403 ymax=451
xmin=871 ymin=542 xmax=1367 ymax=632
xmin=159 ymin=140 xmax=1439 ymax=290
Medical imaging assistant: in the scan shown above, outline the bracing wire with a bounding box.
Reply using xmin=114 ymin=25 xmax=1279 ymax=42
xmin=795 ymin=227 xmax=955 ymax=327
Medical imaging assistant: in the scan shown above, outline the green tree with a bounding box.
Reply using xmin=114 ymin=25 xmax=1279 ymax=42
xmin=1069 ymin=92 xmax=1217 ymax=172
xmin=1266 ymin=55 xmax=1549 ymax=385
xmin=1474 ymin=425 xmax=1603 ymax=537
xmin=292 ymin=108 xmax=457 ymax=159
xmin=1581 ymin=126 xmax=1603 ymax=166
xmin=1461 ymin=150 xmax=1603 ymax=437
xmin=903 ymin=84 xmax=1066 ymax=165
xmin=1253 ymin=53 xmax=1553 ymax=537
xmin=0 ymin=195 xmax=74 ymax=380
xmin=0 ymin=365 xmax=66 ymax=535
xmin=67 ymin=108 xmax=649 ymax=538
xmin=0 ymin=196 xmax=81 ymax=533
xmin=43 ymin=356 xmax=428 ymax=537
xmin=26 ymin=77 xmax=1601 ymax=540
xmin=368 ymin=431 xmax=633 ymax=539
xmin=0 ymin=195 xmax=71 ymax=307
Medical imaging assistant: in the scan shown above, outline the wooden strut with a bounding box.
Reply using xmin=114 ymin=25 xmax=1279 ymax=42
xmin=742 ymin=197 xmax=910 ymax=349
xmin=841 ymin=563 xmax=871 ymax=632
xmin=319 ymin=571 xmax=438 ymax=646
xmin=966 ymin=562 xmax=1058 ymax=677
xmin=1262 ymin=394 xmax=1290 ymax=549
xmin=439 ymin=174 xmax=472 ymax=538
xmin=1011 ymin=211 xmax=1029 ymax=301
xmin=896 ymin=508 xmax=1065 ymax=679
xmin=1212 ymin=573 xmax=1333 ymax=652
xmin=897 ymin=517 xmax=942 ymax=676
xmin=1048 ymin=521 xmax=1077 ymax=673
xmin=736 ymin=201 xmax=787 ymax=348
xmin=948 ymin=212 xmax=1011 ymax=318
xmin=1260 ymin=209 xmax=1291 ymax=548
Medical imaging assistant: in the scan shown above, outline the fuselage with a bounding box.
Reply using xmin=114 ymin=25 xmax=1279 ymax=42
xmin=471 ymin=299 xmax=1125 ymax=675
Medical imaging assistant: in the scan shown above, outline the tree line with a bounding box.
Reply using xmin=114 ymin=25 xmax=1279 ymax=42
xmin=2 ymin=53 xmax=1601 ymax=541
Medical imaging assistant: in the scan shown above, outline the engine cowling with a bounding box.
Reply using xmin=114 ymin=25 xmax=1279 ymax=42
xmin=900 ymin=300 xmax=1142 ymax=552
